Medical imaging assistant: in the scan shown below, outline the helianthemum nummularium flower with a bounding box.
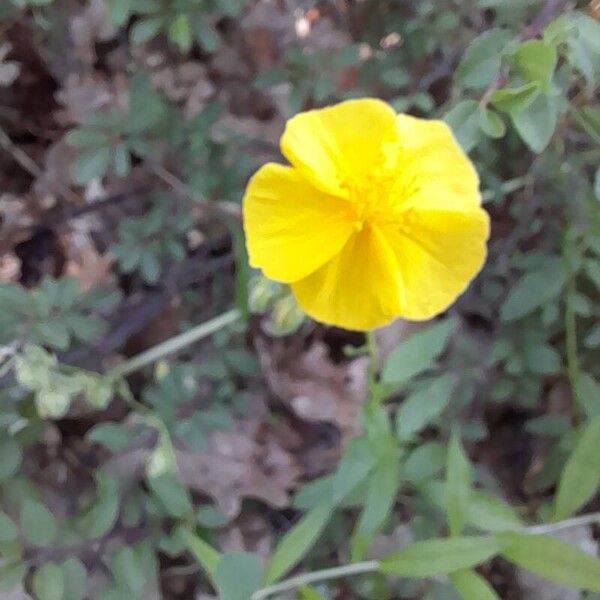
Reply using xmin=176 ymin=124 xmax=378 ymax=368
xmin=243 ymin=98 xmax=489 ymax=331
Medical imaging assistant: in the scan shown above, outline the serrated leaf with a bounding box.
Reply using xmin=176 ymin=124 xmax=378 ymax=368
xmin=450 ymin=569 xmax=500 ymax=600
xmin=456 ymin=29 xmax=512 ymax=89
xmin=500 ymin=258 xmax=567 ymax=321
xmin=383 ymin=318 xmax=457 ymax=385
xmin=446 ymin=432 xmax=472 ymax=537
xmin=380 ymin=536 xmax=503 ymax=577
xmin=214 ymin=552 xmax=264 ymax=600
xmin=21 ymin=499 xmax=58 ymax=547
xmin=265 ymin=502 xmax=333 ymax=584
xmin=396 ymin=374 xmax=458 ymax=439
xmin=500 ymin=533 xmax=600 ymax=592
xmin=553 ymin=416 xmax=600 ymax=520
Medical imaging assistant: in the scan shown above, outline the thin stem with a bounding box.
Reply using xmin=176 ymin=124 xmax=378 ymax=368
xmin=251 ymin=561 xmax=379 ymax=600
xmin=565 ymin=277 xmax=581 ymax=422
xmin=109 ymin=308 xmax=240 ymax=379
xmin=365 ymin=331 xmax=382 ymax=405
xmin=525 ymin=512 xmax=600 ymax=535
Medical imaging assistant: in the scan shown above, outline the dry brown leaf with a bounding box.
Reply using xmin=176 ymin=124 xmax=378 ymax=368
xmin=256 ymin=339 xmax=368 ymax=441
xmin=177 ymin=400 xmax=301 ymax=518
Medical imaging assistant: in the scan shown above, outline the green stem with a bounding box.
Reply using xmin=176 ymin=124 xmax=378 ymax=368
xmin=564 ymin=278 xmax=581 ymax=422
xmin=365 ymin=331 xmax=381 ymax=405
xmin=525 ymin=512 xmax=600 ymax=535
xmin=109 ymin=308 xmax=240 ymax=379
xmin=251 ymin=561 xmax=379 ymax=600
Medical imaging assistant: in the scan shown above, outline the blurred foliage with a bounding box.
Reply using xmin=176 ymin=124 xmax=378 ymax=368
xmin=0 ymin=0 xmax=599 ymax=599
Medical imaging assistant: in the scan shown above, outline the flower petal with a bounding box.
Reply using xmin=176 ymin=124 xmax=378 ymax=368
xmin=281 ymin=98 xmax=400 ymax=197
xmin=393 ymin=115 xmax=480 ymax=210
xmin=243 ymin=163 xmax=354 ymax=283
xmin=381 ymin=207 xmax=490 ymax=320
xmin=291 ymin=224 xmax=403 ymax=331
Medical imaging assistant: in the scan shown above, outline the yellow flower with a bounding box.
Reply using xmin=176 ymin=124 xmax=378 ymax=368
xmin=242 ymin=98 xmax=489 ymax=331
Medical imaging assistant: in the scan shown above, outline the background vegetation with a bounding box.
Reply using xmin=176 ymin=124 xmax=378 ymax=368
xmin=0 ymin=0 xmax=599 ymax=599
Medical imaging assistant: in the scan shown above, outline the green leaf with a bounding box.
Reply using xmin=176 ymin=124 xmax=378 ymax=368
xmin=404 ymin=441 xmax=446 ymax=484
xmin=0 ymin=511 xmax=18 ymax=542
xmin=383 ymin=318 xmax=457 ymax=385
xmin=21 ymin=499 xmax=58 ymax=547
xmin=78 ymin=475 xmax=119 ymax=538
xmin=380 ymin=536 xmax=503 ymax=577
xmin=88 ymin=423 xmax=137 ymax=450
xmin=513 ymin=40 xmax=557 ymax=88
xmin=456 ymin=29 xmax=512 ymax=89
xmin=332 ymin=437 xmax=378 ymax=503
xmin=511 ymin=92 xmax=558 ymax=152
xmin=131 ymin=17 xmax=164 ymax=44
xmin=265 ymin=502 xmax=333 ymax=584
xmin=65 ymin=128 xmax=110 ymax=148
xmin=169 ymin=14 xmax=192 ymax=52
xmin=113 ymin=143 xmax=131 ymax=177
xmin=32 ymin=563 xmax=64 ymax=600
xmin=553 ymin=416 xmax=600 ymax=520
xmin=446 ymin=432 xmax=472 ymax=537
xmin=490 ymin=82 xmax=539 ymax=114
xmin=567 ymin=13 xmax=600 ymax=92
xmin=575 ymin=373 xmax=600 ymax=419
xmin=300 ymin=586 xmax=328 ymax=600
xmin=572 ymin=106 xmax=600 ymax=145
xmin=72 ymin=147 xmax=111 ymax=184
xmin=500 ymin=533 xmax=600 ymax=592
xmin=193 ymin=19 xmax=220 ymax=53
xmin=396 ymin=374 xmax=458 ymax=439
xmin=352 ymin=452 xmax=401 ymax=560
xmin=148 ymin=473 xmax=193 ymax=518
xmin=450 ymin=569 xmax=500 ymax=600
xmin=112 ymin=546 xmax=144 ymax=597
xmin=478 ymin=107 xmax=506 ymax=138
xmin=466 ymin=490 xmax=523 ymax=533
xmin=60 ymin=558 xmax=87 ymax=600
xmin=0 ymin=436 xmax=22 ymax=482
xmin=214 ymin=552 xmax=264 ymax=600
xmin=34 ymin=320 xmax=71 ymax=350
xmin=444 ymin=100 xmax=481 ymax=152
xmin=105 ymin=0 xmax=132 ymax=25
xmin=522 ymin=343 xmax=561 ymax=374
xmin=500 ymin=258 xmax=567 ymax=321
xmin=176 ymin=526 xmax=221 ymax=579
xmin=0 ymin=562 xmax=27 ymax=592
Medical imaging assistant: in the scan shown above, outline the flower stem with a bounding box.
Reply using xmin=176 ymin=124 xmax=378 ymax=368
xmin=251 ymin=561 xmax=379 ymax=600
xmin=365 ymin=331 xmax=381 ymax=404
xmin=109 ymin=308 xmax=241 ymax=379
xmin=564 ymin=277 xmax=582 ymax=422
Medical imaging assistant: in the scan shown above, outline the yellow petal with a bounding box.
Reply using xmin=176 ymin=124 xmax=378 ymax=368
xmin=291 ymin=224 xmax=402 ymax=331
xmin=393 ymin=115 xmax=480 ymax=210
xmin=243 ymin=163 xmax=354 ymax=283
xmin=382 ymin=207 xmax=490 ymax=320
xmin=281 ymin=99 xmax=400 ymax=197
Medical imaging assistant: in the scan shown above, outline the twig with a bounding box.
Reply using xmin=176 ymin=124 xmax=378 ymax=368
xmin=525 ymin=512 xmax=600 ymax=535
xmin=108 ymin=308 xmax=241 ymax=378
xmin=251 ymin=561 xmax=379 ymax=600
xmin=151 ymin=164 xmax=241 ymax=220
xmin=0 ymin=127 xmax=79 ymax=204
